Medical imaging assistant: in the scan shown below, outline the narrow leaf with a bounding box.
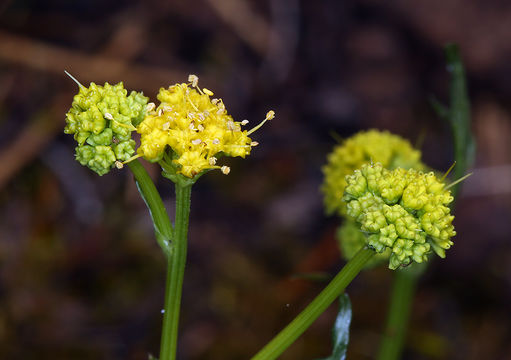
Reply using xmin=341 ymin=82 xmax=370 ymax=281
xmin=316 ymin=293 xmax=352 ymax=360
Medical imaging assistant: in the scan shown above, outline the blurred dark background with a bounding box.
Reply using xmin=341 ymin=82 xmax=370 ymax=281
xmin=0 ymin=0 xmax=510 ymax=359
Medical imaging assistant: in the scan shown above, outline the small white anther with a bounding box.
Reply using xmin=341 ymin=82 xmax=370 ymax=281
xmin=188 ymin=74 xmax=199 ymax=87
xmin=191 ymin=139 xmax=202 ymax=145
xmin=265 ymin=110 xmax=275 ymax=120
xmin=227 ymin=121 xmax=235 ymax=130
xmin=187 ymin=112 xmax=194 ymax=119
xmin=189 ymin=123 xmax=196 ymax=130
xmin=146 ymin=102 xmax=156 ymax=112
xmin=162 ymin=105 xmax=173 ymax=113
xmin=158 ymin=108 xmax=163 ymax=116
xmin=250 ymin=141 xmax=259 ymax=147
xmin=197 ymin=124 xmax=204 ymax=131
xmin=115 ymin=161 xmax=124 ymax=169
xmin=104 ymin=112 xmax=114 ymax=120
xmin=208 ymin=157 xmax=217 ymax=165
xmin=241 ymin=120 xmax=249 ymax=126
xmin=221 ymin=166 xmax=230 ymax=175
xmin=197 ymin=113 xmax=205 ymax=121
xmin=211 ymin=98 xmax=219 ymax=105
xmin=217 ymin=108 xmax=225 ymax=115
xmin=162 ymin=122 xmax=170 ymax=131
xmin=212 ymin=138 xmax=220 ymax=145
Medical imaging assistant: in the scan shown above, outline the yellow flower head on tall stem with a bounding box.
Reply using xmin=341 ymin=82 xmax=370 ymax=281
xmin=322 ymin=130 xmax=424 ymax=216
xmin=137 ymin=75 xmax=274 ymax=178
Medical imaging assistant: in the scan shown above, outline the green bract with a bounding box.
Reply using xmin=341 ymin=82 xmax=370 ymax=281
xmin=64 ymin=82 xmax=148 ymax=175
xmin=343 ymin=163 xmax=456 ymax=269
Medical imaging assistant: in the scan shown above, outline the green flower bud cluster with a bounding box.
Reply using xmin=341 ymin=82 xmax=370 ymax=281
xmin=343 ymin=163 xmax=455 ymax=269
xmin=64 ymin=82 xmax=148 ymax=175
xmin=322 ymin=130 xmax=424 ymax=216
xmin=337 ymin=220 xmax=390 ymax=268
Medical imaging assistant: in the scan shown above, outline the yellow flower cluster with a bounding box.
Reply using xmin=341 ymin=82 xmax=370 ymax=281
xmin=137 ymin=75 xmax=274 ymax=178
xmin=322 ymin=130 xmax=424 ymax=216
xmin=343 ymin=163 xmax=456 ymax=269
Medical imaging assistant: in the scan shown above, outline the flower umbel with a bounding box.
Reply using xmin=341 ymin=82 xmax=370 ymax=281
xmin=64 ymin=79 xmax=148 ymax=175
xmin=343 ymin=163 xmax=456 ymax=269
xmin=322 ymin=130 xmax=424 ymax=216
xmin=137 ymin=75 xmax=274 ymax=178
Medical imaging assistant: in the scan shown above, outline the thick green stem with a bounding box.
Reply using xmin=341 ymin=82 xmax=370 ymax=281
xmin=160 ymin=184 xmax=192 ymax=360
xmin=376 ymin=268 xmax=418 ymax=360
xmin=251 ymin=247 xmax=375 ymax=360
xmin=128 ymin=160 xmax=173 ymax=254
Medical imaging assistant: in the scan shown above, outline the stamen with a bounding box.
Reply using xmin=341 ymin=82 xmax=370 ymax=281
xmin=188 ymin=74 xmax=199 ymax=87
xmin=221 ymin=165 xmax=230 ymax=175
xmin=146 ymin=102 xmax=156 ymax=112
xmin=122 ymin=153 xmax=143 ymax=164
xmin=247 ymin=110 xmax=275 ymax=136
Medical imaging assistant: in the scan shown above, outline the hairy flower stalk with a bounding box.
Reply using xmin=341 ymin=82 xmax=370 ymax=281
xmin=64 ymin=77 xmax=148 ymax=175
xmin=322 ymin=130 xmax=424 ymax=216
xmin=343 ymin=163 xmax=456 ymax=269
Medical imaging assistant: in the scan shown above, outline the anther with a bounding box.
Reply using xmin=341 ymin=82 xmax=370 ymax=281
xmin=265 ymin=110 xmax=275 ymax=120
xmin=203 ymin=88 xmax=214 ymax=96
xmin=241 ymin=120 xmax=249 ymax=125
xmin=250 ymin=141 xmax=259 ymax=146
xmin=191 ymin=139 xmax=202 ymax=145
xmin=197 ymin=124 xmax=204 ymax=131
xmin=146 ymin=102 xmax=156 ymax=112
xmin=115 ymin=161 xmax=124 ymax=169
xmin=227 ymin=121 xmax=235 ymax=131
xmin=162 ymin=122 xmax=170 ymax=131
xmin=208 ymin=157 xmax=217 ymax=165
xmin=158 ymin=108 xmax=163 ymax=116
xmin=213 ymin=139 xmax=220 ymax=144
xmin=188 ymin=74 xmax=199 ymax=87
xmin=221 ymin=165 xmax=230 ymax=175
xmin=211 ymin=98 xmax=219 ymax=105
xmin=104 ymin=112 xmax=114 ymax=120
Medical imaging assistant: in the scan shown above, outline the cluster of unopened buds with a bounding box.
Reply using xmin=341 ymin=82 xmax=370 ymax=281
xmin=343 ymin=163 xmax=456 ymax=269
xmin=64 ymin=73 xmax=274 ymax=179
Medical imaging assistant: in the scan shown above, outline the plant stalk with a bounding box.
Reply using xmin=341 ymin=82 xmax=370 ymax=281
xmin=376 ymin=268 xmax=418 ymax=360
xmin=159 ymin=184 xmax=192 ymax=360
xmin=251 ymin=247 xmax=375 ymax=360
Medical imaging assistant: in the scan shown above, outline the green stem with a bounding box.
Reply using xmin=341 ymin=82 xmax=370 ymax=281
xmin=376 ymin=268 xmax=418 ymax=360
xmin=251 ymin=247 xmax=375 ymax=360
xmin=127 ymin=160 xmax=173 ymax=254
xmin=160 ymin=184 xmax=192 ymax=360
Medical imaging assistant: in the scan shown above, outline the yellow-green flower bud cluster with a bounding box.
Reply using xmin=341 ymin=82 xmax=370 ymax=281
xmin=322 ymin=130 xmax=424 ymax=216
xmin=137 ymin=78 xmax=266 ymax=178
xmin=64 ymin=82 xmax=148 ymax=175
xmin=343 ymin=163 xmax=455 ymax=269
xmin=337 ymin=220 xmax=390 ymax=268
